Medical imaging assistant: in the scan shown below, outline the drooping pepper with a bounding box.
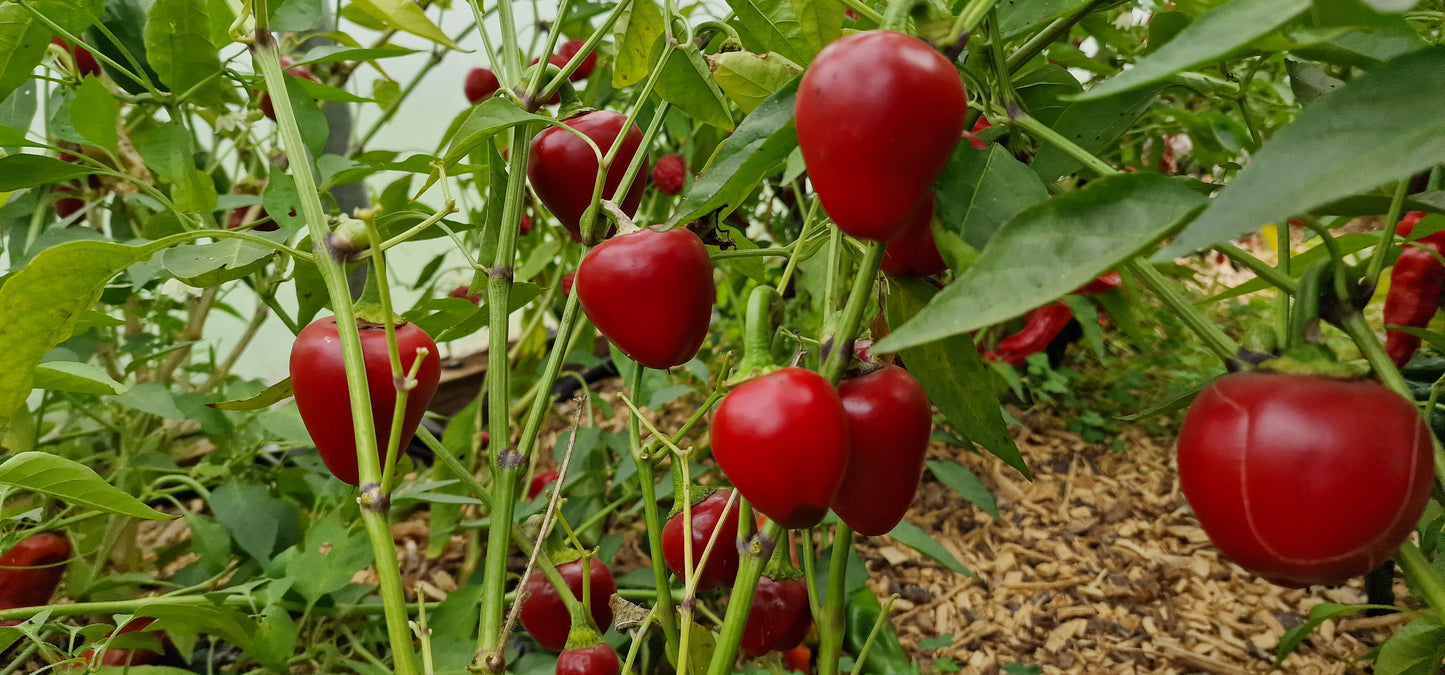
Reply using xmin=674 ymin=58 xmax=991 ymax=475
xmin=1385 ymin=212 xmax=1445 ymax=367
xmin=982 ymin=272 xmax=1122 ymax=366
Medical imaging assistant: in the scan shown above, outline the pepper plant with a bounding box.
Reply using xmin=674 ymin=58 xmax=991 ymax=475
xmin=1 ymin=0 xmax=1445 ymax=673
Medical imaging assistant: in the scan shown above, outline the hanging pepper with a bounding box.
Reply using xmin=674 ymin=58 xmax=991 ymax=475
xmin=1074 ymin=271 xmax=1122 ymax=296
xmin=1385 ymin=211 xmax=1445 ymax=367
xmin=985 ymin=303 xmax=1075 ymax=365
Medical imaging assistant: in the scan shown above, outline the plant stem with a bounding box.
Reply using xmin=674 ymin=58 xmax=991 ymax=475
xmin=1365 ymin=180 xmax=1410 ymax=286
xmin=706 ymin=519 xmax=786 ymax=675
xmin=629 ymin=367 xmax=682 ymax=653
xmin=1395 ymin=542 xmax=1445 ymax=614
xmin=820 ymin=242 xmax=887 ymax=382
xmin=1126 ymin=259 xmax=1240 ymax=365
xmin=1215 ymin=241 xmax=1298 ymax=293
xmin=816 ymin=526 xmax=855 ymax=675
xmin=1006 ymin=0 xmax=1108 ymax=73
xmin=251 ymin=14 xmax=418 ymax=673
xmin=1011 ymin=112 xmax=1115 ymax=177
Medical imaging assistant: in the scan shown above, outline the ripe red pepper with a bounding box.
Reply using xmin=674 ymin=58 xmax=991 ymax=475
xmin=465 ymin=67 xmax=500 ymax=104
xmin=450 ymin=285 xmax=482 ymax=305
xmin=51 ymin=37 xmax=101 ymax=78
xmin=289 ymin=318 xmax=441 ymax=485
xmin=652 ymin=154 xmax=687 ymax=195
xmin=833 ymin=365 xmax=932 ymax=536
xmin=0 ymin=532 xmax=70 ymax=610
xmin=1178 ymin=373 xmax=1433 ymax=587
xmin=561 ymin=271 xmax=577 ymax=297
xmin=740 ymin=574 xmax=812 ymax=656
xmin=55 ymin=185 xmax=84 ymax=220
xmin=782 ymin=644 xmax=812 ymax=673
xmin=985 ymin=303 xmax=1074 ymax=366
xmin=1074 ymin=271 xmax=1122 ymax=295
xmin=661 ymin=490 xmax=742 ymax=590
xmin=518 ymin=558 xmax=616 ymax=651
xmin=1386 ymin=211 xmax=1445 ymax=367
xmin=528 ymin=469 xmax=560 ymax=499
xmin=575 ymin=227 xmax=715 ymax=369
xmin=527 ymin=111 xmax=648 ymax=242
xmin=880 ymin=194 xmax=946 ymax=278
xmin=258 ymin=57 xmax=320 ymax=121
xmin=555 ymin=39 xmax=597 ymax=81
xmin=796 ymin=31 xmax=966 ymax=241
xmin=964 ymin=116 xmax=990 ymax=151
xmin=711 ymin=368 xmax=850 ymax=529
xmin=557 ymin=643 xmax=620 ymax=675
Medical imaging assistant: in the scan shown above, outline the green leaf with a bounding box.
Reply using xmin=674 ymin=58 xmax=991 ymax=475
xmin=297 ymin=44 xmax=418 ymax=64
xmin=209 ymin=378 xmax=293 ymax=411
xmin=347 ymin=0 xmax=459 ymax=49
xmin=879 ymin=174 xmax=1206 ymax=351
xmin=885 ymin=279 xmax=1027 ymax=476
xmin=288 ymin=512 xmax=375 ymax=603
xmin=431 ymin=97 xmax=549 ymax=194
xmin=997 ymin=0 xmax=1090 ymax=37
xmin=161 ymin=238 xmax=278 ymax=287
xmin=250 ymin=604 xmax=300 ymax=673
xmin=887 ymin=519 xmax=972 ymax=576
xmin=1285 ymin=59 xmax=1345 ymax=104
xmin=1078 ymin=0 xmax=1311 ymax=100
xmin=0 ymin=240 xmax=164 ymax=431
xmin=210 ymin=482 xmax=302 ymax=565
xmin=708 ymin=50 xmax=803 ymax=114
xmin=291 ymin=76 xmax=371 ymax=103
xmin=1272 ymin=603 xmax=1380 ymax=666
xmin=1375 ymin=612 xmax=1445 ymax=675
xmin=654 ymin=42 xmax=733 ymax=130
xmin=1014 ymin=64 xmax=1083 ymax=128
xmin=925 ymin=459 xmax=998 ymax=519
xmin=269 ymin=0 xmax=324 ymax=32
xmin=144 ymin=0 xmax=226 ymax=106
xmin=1032 ymin=84 xmax=1165 ymax=181
xmin=135 ymin=123 xmax=218 ymax=214
xmin=282 ymin=76 xmax=330 ymax=156
xmin=0 ymin=154 xmax=96 ymax=190
xmin=612 ymin=0 xmax=664 ymax=88
xmin=667 ymin=78 xmax=799 ymax=227
xmin=71 ymin=75 xmax=120 ymax=153
xmin=32 ymin=361 xmax=126 ymax=395
xmin=793 ymin=0 xmax=843 ymax=54
xmin=728 ymin=0 xmax=814 ymax=64
xmin=934 ymin=144 xmax=1050 ymax=253
xmin=0 ymin=4 xmax=52 ymax=104
xmin=1160 ymin=47 xmax=1445 ymax=259
xmin=0 ymin=452 xmax=172 ymax=520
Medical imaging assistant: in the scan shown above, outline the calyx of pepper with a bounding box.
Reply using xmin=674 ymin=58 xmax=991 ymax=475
xmin=667 ymin=458 xmax=720 ymax=519
xmin=760 ymin=534 xmax=804 ymax=581
xmin=562 ymin=624 xmax=606 ymax=651
xmin=725 ymin=285 xmax=787 ymax=386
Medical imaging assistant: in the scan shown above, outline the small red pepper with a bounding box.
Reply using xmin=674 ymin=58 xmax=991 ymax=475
xmin=1074 ymin=271 xmax=1122 ymax=295
xmin=1385 ymin=212 xmax=1445 ymax=367
xmin=985 ymin=303 xmax=1075 ymax=366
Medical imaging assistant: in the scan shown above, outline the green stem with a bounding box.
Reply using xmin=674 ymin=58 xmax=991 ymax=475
xmin=1126 ymin=259 xmax=1240 ymax=366
xmin=251 ymin=16 xmax=418 ymax=674
xmin=631 ymin=369 xmax=682 ymax=653
xmin=816 ymin=526 xmax=855 ymax=675
xmin=1214 ymin=241 xmax=1298 ymax=293
xmin=837 ymin=0 xmax=882 ymax=23
xmin=706 ymin=519 xmax=786 ymax=675
xmin=1366 ymin=180 xmax=1411 ymax=285
xmin=850 ymin=594 xmax=898 ymax=673
xmin=946 ymin=0 xmax=1000 ymax=44
xmin=475 ymin=127 xmax=538 ymax=662
xmin=819 ymin=242 xmax=887 ymax=382
xmin=1006 ymin=0 xmax=1108 ymax=73
xmin=1011 ymin=112 xmax=1116 ymax=177
xmin=1395 ymin=542 xmax=1445 ymax=614
xmin=1275 ymin=219 xmax=1293 ymax=360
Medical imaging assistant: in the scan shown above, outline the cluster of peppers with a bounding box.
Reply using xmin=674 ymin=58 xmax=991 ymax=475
xmin=1385 ymin=212 xmax=1444 ymax=367
xmin=981 ymin=271 xmax=1123 ymax=366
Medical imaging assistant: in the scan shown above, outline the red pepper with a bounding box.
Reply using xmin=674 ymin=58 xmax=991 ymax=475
xmin=985 ymin=303 xmax=1075 ymax=366
xmin=1385 ymin=212 xmax=1445 ymax=367
xmin=1074 ymin=271 xmax=1122 ymax=295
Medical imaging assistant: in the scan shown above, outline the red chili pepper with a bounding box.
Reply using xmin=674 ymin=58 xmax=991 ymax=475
xmin=985 ymin=303 xmax=1075 ymax=366
xmin=1385 ymin=212 xmax=1445 ymax=367
xmin=1074 ymin=271 xmax=1122 ymax=295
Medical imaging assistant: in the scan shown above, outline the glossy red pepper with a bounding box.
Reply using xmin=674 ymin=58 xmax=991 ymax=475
xmin=661 ymin=490 xmax=742 ymax=590
xmin=711 ymin=368 xmax=850 ymax=529
xmin=527 ymin=111 xmax=648 ymax=242
xmin=880 ymin=194 xmax=946 ymax=278
xmin=1178 ymin=373 xmax=1433 ymax=587
xmin=518 ymin=558 xmax=616 ymax=651
xmin=557 ymin=643 xmax=620 ymax=675
xmin=556 ymin=39 xmax=597 ymax=81
xmin=740 ymin=575 xmax=812 ymax=656
xmin=465 ymin=67 xmax=500 ymax=104
xmin=575 ymin=227 xmax=715 ymax=369
xmin=289 ymin=318 xmax=442 ymax=485
xmin=796 ymin=31 xmax=966 ymax=241
xmin=1386 ymin=211 xmax=1444 ymax=367
xmin=51 ymin=37 xmax=101 ymax=78
xmin=985 ymin=303 xmax=1074 ymax=366
xmin=258 ymin=57 xmax=320 ymax=121
xmin=833 ymin=365 xmax=932 ymax=536
xmin=0 ymin=532 xmax=70 ymax=610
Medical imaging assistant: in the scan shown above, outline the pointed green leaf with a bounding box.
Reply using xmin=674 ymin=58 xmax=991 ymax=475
xmin=0 ymin=452 xmax=172 ymax=519
xmin=708 ymin=50 xmax=803 ymax=113
xmin=654 ymin=42 xmax=733 ymax=130
xmin=997 ymin=0 xmax=1090 ymax=37
xmin=1374 ymin=612 xmax=1445 ymax=675
xmin=209 ymin=378 xmax=293 ymax=411
xmin=926 ymin=459 xmax=998 ymax=520
xmin=1160 ymin=47 xmax=1445 ymax=258
xmin=878 ymin=174 xmax=1207 ymax=352
xmin=144 ymin=0 xmax=225 ymax=105
xmin=0 ymin=154 xmax=96 ymax=190
xmin=33 ymin=361 xmax=126 ymax=396
xmin=347 ymin=0 xmax=459 ymax=49
xmin=727 ymin=0 xmax=814 ymax=64
xmin=667 ymin=79 xmax=798 ymax=227
xmin=1078 ymin=0 xmax=1311 ymax=100
xmin=612 ymin=0 xmax=664 ymax=88
xmin=161 ymin=238 xmax=278 ymax=287
xmin=934 ymin=144 xmax=1050 ymax=253
xmin=71 ymin=75 xmax=119 ymax=153
xmin=885 ymin=279 xmax=1027 ymax=476
xmin=1032 ymin=84 xmax=1164 ymax=181
xmin=793 ymin=0 xmax=843 ymax=54
xmin=135 ymin=124 xmax=217 ymax=213
xmin=887 ymin=519 xmax=972 ymax=576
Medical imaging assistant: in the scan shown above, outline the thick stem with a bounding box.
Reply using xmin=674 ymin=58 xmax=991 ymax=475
xmin=816 ymin=526 xmax=855 ymax=675
xmin=1126 ymin=259 xmax=1240 ymax=366
xmin=251 ymin=18 xmax=419 ymax=674
xmin=1394 ymin=542 xmax=1445 ymax=614
xmin=819 ymin=242 xmax=887 ymax=383
xmin=706 ymin=519 xmax=786 ymax=675
xmin=1006 ymin=0 xmax=1108 ymax=73
xmin=630 ymin=370 xmax=682 ymax=652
